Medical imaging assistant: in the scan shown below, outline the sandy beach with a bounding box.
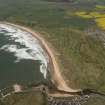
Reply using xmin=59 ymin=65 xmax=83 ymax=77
xmin=0 ymin=22 xmax=80 ymax=93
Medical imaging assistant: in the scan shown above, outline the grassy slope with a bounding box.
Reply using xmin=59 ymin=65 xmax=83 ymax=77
xmin=0 ymin=0 xmax=105 ymax=104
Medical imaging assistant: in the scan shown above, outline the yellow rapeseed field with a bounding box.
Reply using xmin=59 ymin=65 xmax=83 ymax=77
xmin=96 ymin=18 xmax=105 ymax=30
xmin=71 ymin=5 xmax=105 ymax=30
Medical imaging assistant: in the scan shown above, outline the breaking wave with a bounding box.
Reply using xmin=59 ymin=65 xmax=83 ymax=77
xmin=0 ymin=24 xmax=49 ymax=79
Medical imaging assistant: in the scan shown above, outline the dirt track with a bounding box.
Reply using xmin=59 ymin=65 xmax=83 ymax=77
xmin=1 ymin=22 xmax=80 ymax=93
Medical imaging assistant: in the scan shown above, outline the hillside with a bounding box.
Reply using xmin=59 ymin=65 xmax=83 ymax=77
xmin=0 ymin=0 xmax=105 ymax=104
xmin=0 ymin=0 xmax=104 ymax=90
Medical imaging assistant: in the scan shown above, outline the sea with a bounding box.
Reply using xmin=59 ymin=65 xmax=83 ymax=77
xmin=0 ymin=23 xmax=50 ymax=89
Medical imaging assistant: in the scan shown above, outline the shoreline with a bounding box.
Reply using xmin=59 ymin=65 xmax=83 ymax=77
xmin=0 ymin=22 xmax=81 ymax=93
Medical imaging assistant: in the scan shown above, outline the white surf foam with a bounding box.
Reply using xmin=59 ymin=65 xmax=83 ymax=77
xmin=0 ymin=24 xmax=49 ymax=79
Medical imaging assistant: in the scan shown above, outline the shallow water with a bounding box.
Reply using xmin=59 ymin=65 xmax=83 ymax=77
xmin=0 ymin=24 xmax=49 ymax=89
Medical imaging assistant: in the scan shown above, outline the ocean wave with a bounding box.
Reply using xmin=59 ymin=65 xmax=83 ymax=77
xmin=0 ymin=24 xmax=49 ymax=79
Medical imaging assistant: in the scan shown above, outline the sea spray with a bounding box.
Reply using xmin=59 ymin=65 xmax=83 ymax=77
xmin=0 ymin=24 xmax=49 ymax=79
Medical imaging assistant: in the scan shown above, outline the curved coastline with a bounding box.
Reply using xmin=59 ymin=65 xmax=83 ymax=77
xmin=0 ymin=22 xmax=80 ymax=93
